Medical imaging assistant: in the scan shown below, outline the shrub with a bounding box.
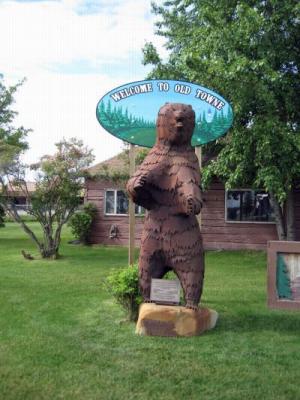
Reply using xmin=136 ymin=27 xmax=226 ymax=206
xmin=69 ymin=212 xmax=92 ymax=243
xmin=68 ymin=202 xmax=97 ymax=244
xmin=83 ymin=202 xmax=97 ymax=219
xmin=105 ymin=264 xmax=142 ymax=322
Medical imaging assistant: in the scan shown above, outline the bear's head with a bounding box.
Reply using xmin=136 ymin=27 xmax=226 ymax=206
xmin=156 ymin=103 xmax=195 ymax=146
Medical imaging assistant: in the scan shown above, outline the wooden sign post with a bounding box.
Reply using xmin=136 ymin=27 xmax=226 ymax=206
xmin=195 ymin=146 xmax=202 ymax=230
xmin=128 ymin=144 xmax=135 ymax=266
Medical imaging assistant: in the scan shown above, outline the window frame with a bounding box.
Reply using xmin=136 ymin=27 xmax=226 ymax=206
xmin=135 ymin=204 xmax=144 ymax=216
xmin=104 ymin=189 xmax=144 ymax=216
xmin=225 ymin=188 xmax=276 ymax=224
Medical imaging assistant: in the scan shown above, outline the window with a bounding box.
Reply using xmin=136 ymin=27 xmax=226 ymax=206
xmin=105 ymin=191 xmax=115 ymax=214
xmin=116 ymin=190 xmax=128 ymax=214
xmin=105 ymin=190 xmax=144 ymax=215
xmin=226 ymin=190 xmax=275 ymax=223
xmin=135 ymin=204 xmax=144 ymax=215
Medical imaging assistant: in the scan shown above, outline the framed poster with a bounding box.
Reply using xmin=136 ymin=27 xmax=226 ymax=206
xmin=267 ymin=241 xmax=300 ymax=310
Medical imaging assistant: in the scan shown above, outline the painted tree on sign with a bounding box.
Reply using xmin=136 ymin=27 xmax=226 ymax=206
xmin=143 ymin=0 xmax=300 ymax=240
xmin=98 ymin=100 xmax=155 ymax=133
xmin=194 ymin=109 xmax=233 ymax=139
xmin=276 ymin=254 xmax=292 ymax=299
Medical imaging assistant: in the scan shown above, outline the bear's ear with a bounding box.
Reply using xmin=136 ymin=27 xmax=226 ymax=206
xmin=165 ymin=102 xmax=169 ymax=105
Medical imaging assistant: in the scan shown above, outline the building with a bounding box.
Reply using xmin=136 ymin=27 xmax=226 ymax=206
xmin=85 ymin=153 xmax=300 ymax=250
xmin=2 ymin=181 xmax=85 ymax=215
xmin=3 ymin=182 xmax=36 ymax=214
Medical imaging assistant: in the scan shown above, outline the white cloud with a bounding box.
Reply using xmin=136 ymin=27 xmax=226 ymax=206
xmin=14 ymin=71 xmax=130 ymax=169
xmin=0 ymin=0 xmax=167 ymax=171
xmin=0 ymin=0 xmax=166 ymax=77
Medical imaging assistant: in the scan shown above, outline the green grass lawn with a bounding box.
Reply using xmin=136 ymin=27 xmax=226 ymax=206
xmin=1 ymin=222 xmax=300 ymax=400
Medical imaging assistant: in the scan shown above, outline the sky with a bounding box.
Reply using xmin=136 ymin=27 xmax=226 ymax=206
xmin=0 ymin=0 xmax=166 ymax=171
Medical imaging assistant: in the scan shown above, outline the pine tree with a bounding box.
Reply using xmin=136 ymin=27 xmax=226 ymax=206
xmin=99 ymin=101 xmax=112 ymax=129
xmin=276 ymin=254 xmax=293 ymax=299
xmin=98 ymin=101 xmax=105 ymax=120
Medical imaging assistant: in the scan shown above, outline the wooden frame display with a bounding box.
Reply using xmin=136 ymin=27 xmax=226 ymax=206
xmin=267 ymin=241 xmax=300 ymax=310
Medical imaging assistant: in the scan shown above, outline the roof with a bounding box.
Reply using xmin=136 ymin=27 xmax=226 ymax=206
xmin=87 ymin=148 xmax=212 ymax=178
xmin=2 ymin=181 xmax=36 ymax=194
xmin=1 ymin=181 xmax=85 ymax=198
xmin=22 ymin=182 xmax=36 ymax=193
xmin=87 ymin=152 xmax=127 ymax=176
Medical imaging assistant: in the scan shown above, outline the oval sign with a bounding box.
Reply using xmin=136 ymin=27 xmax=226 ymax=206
xmin=96 ymin=79 xmax=233 ymax=147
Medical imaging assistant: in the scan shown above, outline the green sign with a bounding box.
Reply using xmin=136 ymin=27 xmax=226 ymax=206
xmin=96 ymin=79 xmax=233 ymax=147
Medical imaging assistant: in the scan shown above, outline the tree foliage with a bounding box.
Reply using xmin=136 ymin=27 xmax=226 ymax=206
xmin=0 ymin=74 xmax=30 ymax=229
xmin=91 ymin=146 xmax=149 ymax=184
xmin=0 ymin=74 xmax=29 ymax=178
xmin=1 ymin=138 xmax=94 ymax=259
xmin=143 ymin=0 xmax=300 ymax=239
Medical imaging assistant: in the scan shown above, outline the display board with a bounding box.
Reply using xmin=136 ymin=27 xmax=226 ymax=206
xmin=267 ymin=241 xmax=300 ymax=310
xmin=96 ymin=79 xmax=233 ymax=147
xmin=150 ymin=279 xmax=181 ymax=305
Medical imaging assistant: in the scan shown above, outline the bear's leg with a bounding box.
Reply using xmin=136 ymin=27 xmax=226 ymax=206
xmin=139 ymin=250 xmax=168 ymax=302
xmin=173 ymin=254 xmax=205 ymax=309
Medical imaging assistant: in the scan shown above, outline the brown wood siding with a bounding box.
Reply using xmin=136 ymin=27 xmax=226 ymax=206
xmin=86 ymin=178 xmax=300 ymax=250
xmin=86 ymin=179 xmax=144 ymax=246
xmin=295 ymin=184 xmax=300 ymax=241
xmin=201 ymin=181 xmax=278 ymax=250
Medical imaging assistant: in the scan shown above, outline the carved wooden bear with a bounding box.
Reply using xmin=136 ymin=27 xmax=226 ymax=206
xmin=126 ymin=103 xmax=204 ymax=309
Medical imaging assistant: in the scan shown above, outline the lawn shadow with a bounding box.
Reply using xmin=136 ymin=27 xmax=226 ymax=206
xmin=218 ymin=309 xmax=300 ymax=334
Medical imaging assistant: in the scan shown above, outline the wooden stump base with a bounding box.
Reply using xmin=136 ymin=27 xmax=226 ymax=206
xmin=136 ymin=303 xmax=218 ymax=337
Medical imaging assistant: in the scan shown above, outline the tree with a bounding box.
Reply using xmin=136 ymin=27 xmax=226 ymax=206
xmin=0 ymin=74 xmax=30 ymax=228
xmin=92 ymin=146 xmax=149 ymax=184
xmin=0 ymin=205 xmax=5 ymax=227
xmin=143 ymin=0 xmax=300 ymax=240
xmin=0 ymin=138 xmax=94 ymax=259
xmin=0 ymin=74 xmax=29 ymax=181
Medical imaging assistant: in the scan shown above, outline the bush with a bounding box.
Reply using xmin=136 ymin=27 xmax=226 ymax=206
xmin=69 ymin=212 xmax=92 ymax=243
xmin=83 ymin=202 xmax=98 ymax=218
xmin=68 ymin=202 xmax=97 ymax=244
xmin=105 ymin=264 xmax=142 ymax=322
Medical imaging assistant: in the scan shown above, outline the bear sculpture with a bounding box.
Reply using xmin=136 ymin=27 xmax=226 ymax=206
xmin=126 ymin=103 xmax=204 ymax=309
